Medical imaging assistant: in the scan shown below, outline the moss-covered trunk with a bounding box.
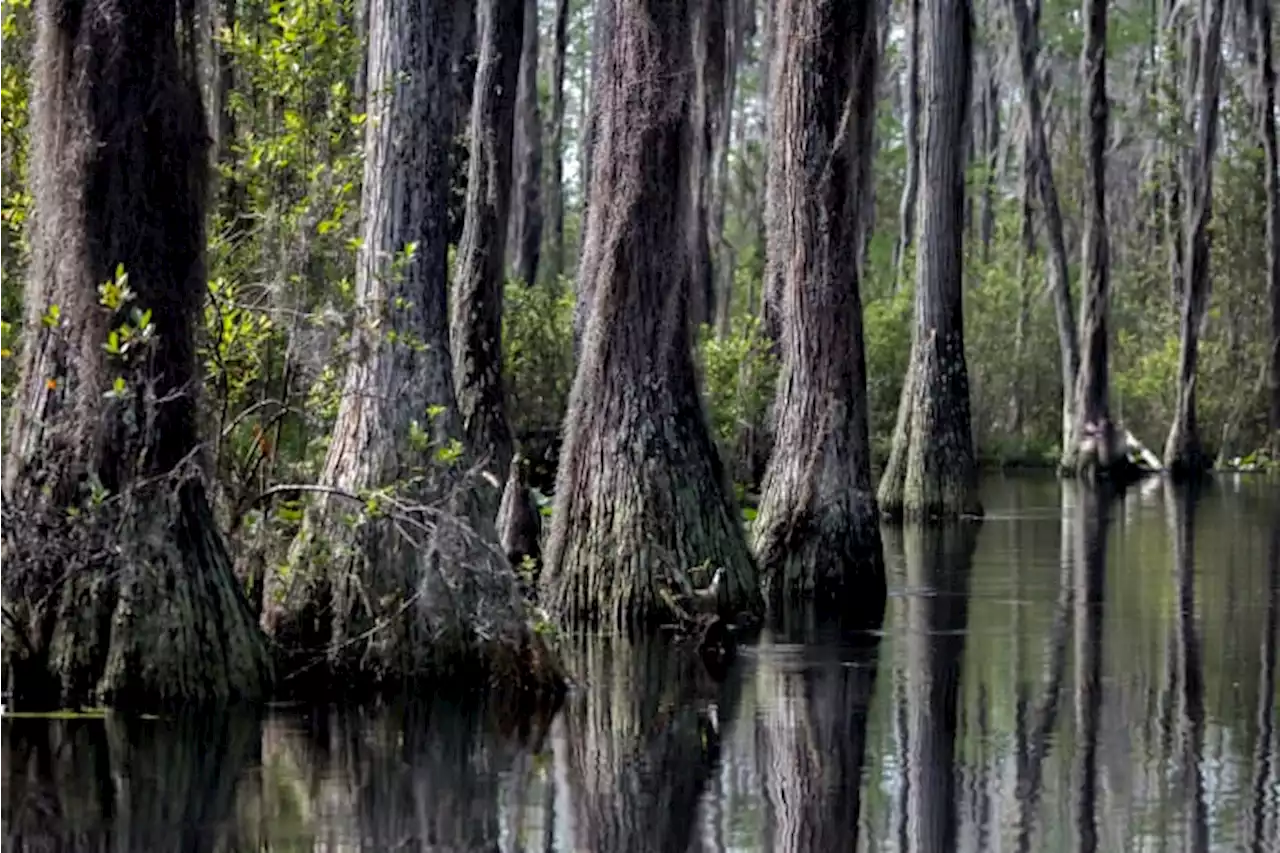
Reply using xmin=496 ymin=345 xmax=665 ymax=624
xmin=877 ymin=0 xmax=980 ymax=523
xmin=752 ymin=0 xmax=884 ymax=606
xmin=1 ymin=0 xmax=270 ymax=711
xmin=262 ymin=0 xmax=560 ymax=699
xmin=1163 ymin=0 xmax=1224 ymax=479
xmin=540 ymin=0 xmax=761 ymax=627
xmin=452 ymin=0 xmax=523 ymax=475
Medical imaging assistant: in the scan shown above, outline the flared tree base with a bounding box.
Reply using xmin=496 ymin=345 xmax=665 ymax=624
xmin=262 ymin=490 xmax=565 ymax=704
xmin=3 ymin=480 xmax=272 ymax=711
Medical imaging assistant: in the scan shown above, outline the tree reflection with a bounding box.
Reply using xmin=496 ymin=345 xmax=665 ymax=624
xmin=250 ymin=699 xmax=547 ymax=851
xmin=1165 ymin=483 xmax=1208 ymax=853
xmin=754 ymin=600 xmax=885 ymax=852
xmin=2 ymin=712 xmax=259 ymax=852
xmin=895 ymin=523 xmax=977 ymax=853
xmin=554 ymin=634 xmax=737 ymax=853
xmin=1250 ymin=509 xmax=1278 ymax=853
xmin=1071 ymin=484 xmax=1109 ymax=853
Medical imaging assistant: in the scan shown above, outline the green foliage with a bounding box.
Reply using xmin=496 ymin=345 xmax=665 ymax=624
xmin=696 ymin=315 xmax=778 ymax=466
xmin=503 ymin=276 xmax=575 ymax=438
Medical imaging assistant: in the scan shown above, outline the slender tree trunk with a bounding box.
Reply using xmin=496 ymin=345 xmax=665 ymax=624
xmin=893 ymin=0 xmax=922 ymax=290
xmin=1 ymin=0 xmax=270 ymax=710
xmin=979 ymin=52 xmax=999 ymax=263
xmin=540 ymin=0 xmax=761 ymax=627
xmin=543 ymin=0 xmax=571 ymax=284
xmin=877 ymin=0 xmax=982 ymax=522
xmin=1008 ymin=128 xmax=1037 ymax=436
xmin=1249 ymin=0 xmax=1280 ymax=451
xmin=508 ymin=0 xmax=543 ymax=288
xmin=753 ymin=0 xmax=884 ymax=605
xmin=687 ymin=0 xmax=724 ymax=331
xmin=1008 ymin=0 xmax=1081 ymax=454
xmin=263 ymin=0 xmax=558 ymax=697
xmin=452 ymin=0 xmax=523 ymax=476
xmin=1162 ymin=0 xmax=1186 ymax=305
xmin=710 ymin=0 xmax=743 ymax=337
xmin=1163 ymin=0 xmax=1225 ymax=478
xmin=1063 ymin=0 xmax=1121 ymax=478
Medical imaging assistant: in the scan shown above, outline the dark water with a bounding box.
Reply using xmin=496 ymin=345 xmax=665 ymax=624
xmin=5 ymin=476 xmax=1279 ymax=852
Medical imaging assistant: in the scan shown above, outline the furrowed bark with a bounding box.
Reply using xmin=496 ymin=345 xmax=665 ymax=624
xmin=508 ymin=0 xmax=543 ymax=289
xmin=877 ymin=0 xmax=982 ymax=523
xmin=2 ymin=0 xmax=270 ymax=711
xmin=1163 ymin=0 xmax=1225 ymax=479
xmin=540 ymin=0 xmax=761 ymax=628
xmin=543 ymin=0 xmax=571 ymax=283
xmin=452 ymin=0 xmax=523 ymax=476
xmin=753 ymin=0 xmax=885 ymax=606
xmin=263 ymin=0 xmax=560 ymax=699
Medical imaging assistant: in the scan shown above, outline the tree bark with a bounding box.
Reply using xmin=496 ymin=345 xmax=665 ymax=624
xmin=877 ymin=0 xmax=981 ymax=522
xmin=1008 ymin=128 xmax=1037 ymax=435
xmin=507 ymin=0 xmax=543 ymax=289
xmin=1062 ymin=0 xmax=1121 ymax=478
xmin=452 ymin=0 xmax=523 ymax=476
xmin=543 ymin=0 xmax=571 ymax=284
xmin=1163 ymin=0 xmax=1225 ymax=479
xmin=540 ymin=0 xmax=761 ymax=627
xmin=1 ymin=0 xmax=270 ymax=710
xmin=687 ymin=0 xmax=726 ymax=332
xmin=1247 ymin=0 xmax=1280 ymax=451
xmin=893 ymin=0 xmax=922 ymax=290
xmin=263 ymin=0 xmax=559 ymax=697
xmin=709 ymin=0 xmax=743 ymax=337
xmin=753 ymin=0 xmax=884 ymax=606
xmin=1008 ymin=0 xmax=1080 ymax=455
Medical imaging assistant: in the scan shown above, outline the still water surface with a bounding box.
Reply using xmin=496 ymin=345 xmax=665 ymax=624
xmin=4 ymin=475 xmax=1278 ymax=852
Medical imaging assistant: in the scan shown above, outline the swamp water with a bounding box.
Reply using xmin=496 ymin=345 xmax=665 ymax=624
xmin=4 ymin=475 xmax=1278 ymax=852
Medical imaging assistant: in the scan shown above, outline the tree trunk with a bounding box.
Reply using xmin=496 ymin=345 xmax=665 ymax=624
xmin=1008 ymin=128 xmax=1037 ymax=436
xmin=540 ymin=0 xmax=761 ymax=627
xmin=262 ymin=0 xmax=559 ymax=698
xmin=1249 ymin=0 xmax=1280 ymax=451
xmin=1063 ymin=0 xmax=1121 ymax=478
xmin=893 ymin=0 xmax=922 ymax=290
xmin=897 ymin=524 xmax=976 ymax=853
xmin=687 ymin=0 xmax=726 ymax=332
xmin=710 ymin=0 xmax=743 ymax=337
xmin=877 ymin=0 xmax=981 ymax=522
xmin=1161 ymin=0 xmax=1186 ymax=305
xmin=1163 ymin=0 xmax=1225 ymax=479
xmin=452 ymin=0 xmax=523 ymax=476
xmin=979 ymin=51 xmax=999 ymax=263
xmin=1008 ymin=0 xmax=1080 ymax=455
xmin=757 ymin=610 xmax=883 ymax=852
xmin=543 ymin=0 xmax=571 ymax=284
xmin=507 ymin=0 xmax=543 ymax=289
xmin=572 ymin=0 xmax=616 ymax=351
xmin=753 ymin=0 xmax=884 ymax=605
xmin=1 ymin=0 xmax=270 ymax=710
